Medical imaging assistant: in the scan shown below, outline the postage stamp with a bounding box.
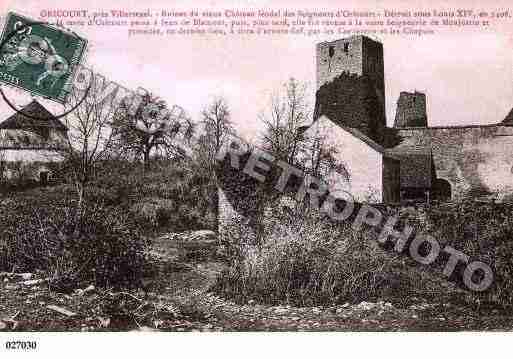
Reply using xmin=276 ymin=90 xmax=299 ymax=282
xmin=0 ymin=12 xmax=87 ymax=104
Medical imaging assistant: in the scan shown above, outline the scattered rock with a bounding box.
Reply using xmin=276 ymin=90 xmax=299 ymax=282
xmin=23 ymin=279 xmax=45 ymax=286
xmin=409 ymin=303 xmax=434 ymax=311
xmin=176 ymin=230 xmax=219 ymax=260
xmin=20 ymin=273 xmax=33 ymax=281
xmin=356 ymin=301 xmax=375 ymax=311
xmin=47 ymin=305 xmax=76 ymax=317
xmin=97 ymin=317 xmax=111 ymax=328
xmin=187 ymin=230 xmax=217 ymax=241
xmin=75 ymin=285 xmax=95 ymax=296
xmin=274 ymin=307 xmax=289 ymax=315
xmin=83 ymin=285 xmax=95 ymax=294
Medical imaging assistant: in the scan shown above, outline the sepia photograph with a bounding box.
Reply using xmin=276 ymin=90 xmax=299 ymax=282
xmin=0 ymin=0 xmax=512 ymax=357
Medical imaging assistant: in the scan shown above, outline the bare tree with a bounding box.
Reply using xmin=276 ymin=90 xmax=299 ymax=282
xmin=109 ymin=92 xmax=193 ymax=170
xmin=260 ymin=78 xmax=311 ymax=166
xmin=302 ymin=123 xmax=349 ymax=181
xmin=195 ymin=97 xmax=234 ymax=172
xmin=60 ymin=74 xmax=117 ymax=213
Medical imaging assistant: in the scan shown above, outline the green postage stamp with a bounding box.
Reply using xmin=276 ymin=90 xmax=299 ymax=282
xmin=0 ymin=12 xmax=87 ymax=104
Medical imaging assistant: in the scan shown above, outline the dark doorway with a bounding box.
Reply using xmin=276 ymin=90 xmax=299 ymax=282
xmin=39 ymin=171 xmax=49 ymax=186
xmin=432 ymin=179 xmax=451 ymax=201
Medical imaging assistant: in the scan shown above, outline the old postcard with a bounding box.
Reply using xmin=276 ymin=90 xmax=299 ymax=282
xmin=0 ymin=0 xmax=511 ymax=357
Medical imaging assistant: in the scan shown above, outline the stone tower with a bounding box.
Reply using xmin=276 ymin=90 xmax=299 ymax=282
xmin=394 ymin=91 xmax=428 ymax=128
xmin=315 ymin=35 xmax=386 ymax=144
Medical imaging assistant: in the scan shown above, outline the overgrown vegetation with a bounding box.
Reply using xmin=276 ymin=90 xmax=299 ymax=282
xmin=91 ymin=160 xmax=217 ymax=232
xmin=422 ymin=201 xmax=513 ymax=306
xmin=213 ymin=203 xmax=451 ymax=307
xmin=214 ymin=196 xmax=513 ymax=309
xmin=0 ymin=197 xmax=146 ymax=289
xmin=0 ymin=159 xmax=217 ymax=290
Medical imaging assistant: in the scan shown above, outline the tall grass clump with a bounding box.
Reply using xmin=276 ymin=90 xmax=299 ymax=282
xmin=213 ymin=204 xmax=412 ymax=306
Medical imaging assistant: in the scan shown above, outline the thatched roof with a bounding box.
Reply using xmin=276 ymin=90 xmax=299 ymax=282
xmin=0 ymin=100 xmax=67 ymax=131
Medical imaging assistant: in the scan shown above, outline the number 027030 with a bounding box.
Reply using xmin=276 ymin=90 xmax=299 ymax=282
xmin=5 ymin=341 xmax=37 ymax=350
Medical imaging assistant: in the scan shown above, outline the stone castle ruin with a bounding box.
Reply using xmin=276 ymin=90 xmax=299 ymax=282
xmin=217 ymin=35 xmax=513 ymax=236
xmin=313 ymin=35 xmax=513 ymax=203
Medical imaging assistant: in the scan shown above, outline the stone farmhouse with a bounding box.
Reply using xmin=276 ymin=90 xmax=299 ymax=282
xmin=304 ymin=35 xmax=513 ymax=203
xmin=0 ymin=100 xmax=67 ymax=185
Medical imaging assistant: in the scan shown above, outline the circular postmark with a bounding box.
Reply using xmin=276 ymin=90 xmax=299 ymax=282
xmin=0 ymin=19 xmax=90 ymax=121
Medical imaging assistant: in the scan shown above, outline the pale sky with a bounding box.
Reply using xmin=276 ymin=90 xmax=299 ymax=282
xmin=0 ymin=0 xmax=512 ymax=141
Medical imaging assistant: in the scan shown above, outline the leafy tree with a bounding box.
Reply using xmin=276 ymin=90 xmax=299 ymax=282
xmin=110 ymin=92 xmax=193 ymax=170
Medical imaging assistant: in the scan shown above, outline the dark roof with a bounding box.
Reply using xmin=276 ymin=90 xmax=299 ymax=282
xmin=0 ymin=100 xmax=67 ymax=131
xmin=390 ymin=150 xmax=432 ymax=188
xmin=341 ymin=124 xmax=385 ymax=153
xmin=341 ymin=125 xmax=400 ymax=160
xmin=502 ymin=108 xmax=513 ymax=125
xmin=315 ymin=115 xmax=399 ymax=159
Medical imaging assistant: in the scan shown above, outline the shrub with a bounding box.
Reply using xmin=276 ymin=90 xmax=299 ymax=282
xmin=91 ymin=160 xmax=217 ymax=231
xmin=423 ymin=201 xmax=513 ymax=307
xmin=130 ymin=197 xmax=176 ymax=229
xmin=213 ymin=206 xmax=416 ymax=306
xmin=0 ymin=199 xmax=149 ymax=289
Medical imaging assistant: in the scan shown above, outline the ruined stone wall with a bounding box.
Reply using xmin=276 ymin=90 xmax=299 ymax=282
xmin=314 ymin=73 xmax=386 ymax=144
xmin=217 ymin=187 xmax=256 ymax=243
xmin=395 ymin=125 xmax=513 ymax=199
xmin=215 ymin=150 xmax=298 ymax=244
xmin=316 ymin=36 xmax=364 ymax=90
xmin=382 ymin=156 xmax=401 ymax=203
xmin=315 ymin=36 xmax=386 ymax=145
xmin=394 ymin=92 xmax=428 ymax=128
